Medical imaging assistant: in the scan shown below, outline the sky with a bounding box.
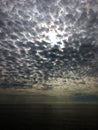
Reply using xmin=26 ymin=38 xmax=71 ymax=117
xmin=0 ymin=0 xmax=98 ymax=102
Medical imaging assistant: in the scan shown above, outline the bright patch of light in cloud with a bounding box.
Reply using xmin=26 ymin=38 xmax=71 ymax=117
xmin=47 ymin=30 xmax=60 ymax=46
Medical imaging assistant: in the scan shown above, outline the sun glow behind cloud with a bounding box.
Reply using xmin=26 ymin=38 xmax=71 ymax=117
xmin=0 ymin=0 xmax=98 ymax=99
xmin=47 ymin=30 xmax=59 ymax=46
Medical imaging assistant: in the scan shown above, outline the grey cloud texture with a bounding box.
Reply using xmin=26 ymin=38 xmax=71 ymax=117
xmin=0 ymin=0 xmax=98 ymax=97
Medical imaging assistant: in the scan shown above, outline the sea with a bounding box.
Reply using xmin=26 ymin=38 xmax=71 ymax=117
xmin=0 ymin=102 xmax=98 ymax=130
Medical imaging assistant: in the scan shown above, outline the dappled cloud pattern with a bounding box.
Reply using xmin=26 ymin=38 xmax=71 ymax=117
xmin=0 ymin=0 xmax=98 ymax=97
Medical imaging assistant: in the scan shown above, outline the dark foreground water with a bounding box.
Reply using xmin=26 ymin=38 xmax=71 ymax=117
xmin=0 ymin=103 xmax=98 ymax=130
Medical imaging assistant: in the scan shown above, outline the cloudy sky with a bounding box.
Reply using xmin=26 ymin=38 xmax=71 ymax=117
xmin=0 ymin=0 xmax=98 ymax=102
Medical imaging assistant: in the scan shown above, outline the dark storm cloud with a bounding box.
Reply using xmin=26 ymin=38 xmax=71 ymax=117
xmin=0 ymin=0 xmax=98 ymax=90
xmin=0 ymin=93 xmax=48 ymax=104
xmin=73 ymin=93 xmax=98 ymax=102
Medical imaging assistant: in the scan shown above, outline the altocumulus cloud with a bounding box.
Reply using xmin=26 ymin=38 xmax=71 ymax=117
xmin=0 ymin=0 xmax=98 ymax=98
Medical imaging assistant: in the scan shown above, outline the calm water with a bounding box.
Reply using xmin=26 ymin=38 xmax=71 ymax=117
xmin=0 ymin=103 xmax=98 ymax=130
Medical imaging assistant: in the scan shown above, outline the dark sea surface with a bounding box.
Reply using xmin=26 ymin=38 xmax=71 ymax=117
xmin=0 ymin=103 xmax=98 ymax=130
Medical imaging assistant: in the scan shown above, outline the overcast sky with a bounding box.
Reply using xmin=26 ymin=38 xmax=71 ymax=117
xmin=0 ymin=0 xmax=98 ymax=101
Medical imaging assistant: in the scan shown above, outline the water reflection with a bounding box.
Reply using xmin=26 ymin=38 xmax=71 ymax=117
xmin=0 ymin=103 xmax=97 ymax=130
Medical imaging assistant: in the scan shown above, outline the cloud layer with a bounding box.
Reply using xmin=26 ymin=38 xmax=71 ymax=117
xmin=0 ymin=0 xmax=98 ymax=97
